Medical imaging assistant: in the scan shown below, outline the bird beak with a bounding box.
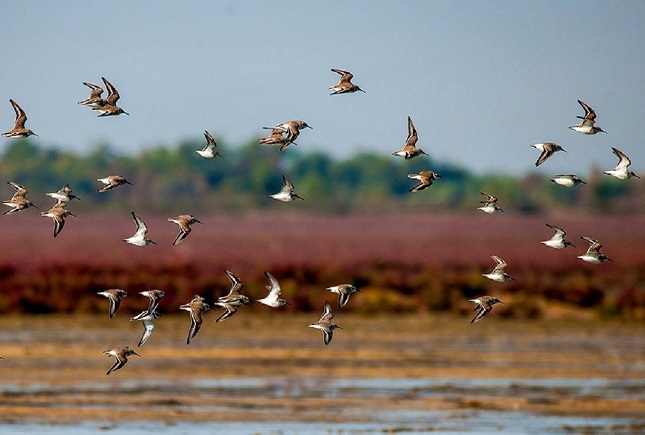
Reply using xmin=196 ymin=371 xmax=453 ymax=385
xmin=499 ymin=301 xmax=507 ymax=305
xmin=69 ymin=212 xmax=77 ymax=217
xmin=195 ymin=219 xmax=203 ymax=224
xmin=133 ymin=351 xmax=141 ymax=357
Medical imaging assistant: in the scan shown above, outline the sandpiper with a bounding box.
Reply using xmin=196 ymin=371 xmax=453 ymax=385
xmin=214 ymin=270 xmax=250 ymax=321
xmin=257 ymin=271 xmax=290 ymax=308
xmin=407 ymin=170 xmax=441 ymax=192
xmin=124 ymin=212 xmax=156 ymax=247
xmin=577 ymin=237 xmax=613 ymax=264
xmin=469 ymin=296 xmax=506 ymax=324
xmin=168 ymin=214 xmax=202 ymax=246
xmin=604 ymin=147 xmax=640 ymax=180
xmin=541 ymin=224 xmax=575 ymax=249
xmin=308 ymin=301 xmax=342 ymax=345
xmin=258 ymin=126 xmax=293 ymax=151
xmin=326 ymin=284 xmax=360 ymax=309
xmin=477 ymin=192 xmax=503 ymax=214
xmin=550 ymin=174 xmax=586 ymax=187
xmin=97 ymin=289 xmax=128 ymax=318
xmin=270 ymin=175 xmax=304 ymax=202
xmin=329 ymin=68 xmax=365 ymax=95
xmin=482 ymin=255 xmax=515 ymax=282
xmin=275 ymin=120 xmax=312 ymax=144
xmin=41 ymin=202 xmax=75 ymax=237
xmin=3 ymin=181 xmax=37 ymax=215
xmin=92 ymin=77 xmax=129 ymax=117
xmin=77 ymin=82 xmax=107 ymax=108
xmin=46 ymin=184 xmax=80 ymax=203
xmin=569 ymin=99 xmax=605 ymax=135
xmin=180 ymin=295 xmax=210 ymax=345
xmin=530 ymin=142 xmax=566 ymax=167
xmin=130 ymin=310 xmax=161 ymax=347
xmin=195 ymin=130 xmax=221 ymax=158
xmin=97 ymin=175 xmax=132 ymax=192
xmin=138 ymin=289 xmax=165 ymax=316
xmin=104 ymin=346 xmax=140 ymax=375
xmin=2 ymin=99 xmax=38 ymax=139
xmin=392 ymin=116 xmax=428 ymax=159
xmin=213 ymin=302 xmax=240 ymax=322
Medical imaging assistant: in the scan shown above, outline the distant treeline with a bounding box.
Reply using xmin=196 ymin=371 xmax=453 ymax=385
xmin=1 ymin=139 xmax=643 ymax=214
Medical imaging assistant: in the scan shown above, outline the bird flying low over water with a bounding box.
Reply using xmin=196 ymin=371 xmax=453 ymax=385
xmin=407 ymin=171 xmax=441 ymax=192
xmin=530 ymin=142 xmax=566 ymax=167
xmin=308 ymin=301 xmax=342 ymax=345
xmin=92 ymin=77 xmax=129 ymax=117
xmin=326 ymin=284 xmax=360 ymax=309
xmin=41 ymin=202 xmax=75 ymax=237
xmin=577 ymin=237 xmax=613 ymax=264
xmin=180 ymin=295 xmax=210 ymax=345
xmin=329 ymin=68 xmax=365 ymax=95
xmin=270 ymin=175 xmax=304 ymax=202
xmin=46 ymin=184 xmax=80 ymax=203
xmin=124 ymin=212 xmax=156 ymax=247
xmin=195 ymin=130 xmax=221 ymax=158
xmin=96 ymin=175 xmax=132 ymax=192
xmin=3 ymin=181 xmax=37 ymax=215
xmin=392 ymin=116 xmax=428 ymax=159
xmin=469 ymin=296 xmax=506 ymax=324
xmin=569 ymin=99 xmax=605 ymax=135
xmin=104 ymin=347 xmax=140 ymax=375
xmin=477 ymin=192 xmax=503 ymax=214
xmin=97 ymin=289 xmax=128 ymax=318
xmin=168 ymin=214 xmax=202 ymax=246
xmin=482 ymin=255 xmax=515 ymax=282
xmin=2 ymin=99 xmax=38 ymax=139
xmin=214 ymin=270 xmax=250 ymax=322
xmin=604 ymin=147 xmax=640 ymax=180
xmin=257 ymin=272 xmax=290 ymax=308
xmin=550 ymin=174 xmax=586 ymax=187
xmin=541 ymin=224 xmax=575 ymax=249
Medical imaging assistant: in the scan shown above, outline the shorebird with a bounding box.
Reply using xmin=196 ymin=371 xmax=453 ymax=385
xmin=392 ymin=116 xmax=428 ymax=159
xmin=275 ymin=120 xmax=312 ymax=143
xmin=308 ymin=301 xmax=342 ymax=345
xmin=130 ymin=310 xmax=161 ymax=347
xmin=270 ymin=175 xmax=304 ymax=202
xmin=124 ymin=212 xmax=156 ymax=247
xmin=530 ymin=142 xmax=566 ymax=167
xmin=569 ymin=99 xmax=605 ymax=135
xmin=77 ymin=82 xmax=107 ymax=108
xmin=46 ymin=184 xmax=80 ymax=203
xmin=97 ymin=289 xmax=128 ymax=318
xmin=326 ymin=284 xmax=360 ymax=309
xmin=604 ymin=147 xmax=640 ymax=180
xmin=92 ymin=77 xmax=129 ymax=116
xmin=482 ymin=255 xmax=515 ymax=282
xmin=577 ymin=237 xmax=613 ymax=264
xmin=104 ymin=346 xmax=140 ymax=375
xmin=257 ymin=272 xmax=290 ymax=308
xmin=477 ymin=192 xmax=503 ymax=214
xmin=180 ymin=295 xmax=210 ymax=345
xmin=97 ymin=175 xmax=132 ymax=192
xmin=168 ymin=214 xmax=202 ymax=246
xmin=3 ymin=181 xmax=37 ymax=215
xmin=213 ymin=270 xmax=250 ymax=322
xmin=195 ymin=130 xmax=221 ymax=158
xmin=541 ymin=224 xmax=575 ymax=249
xmin=2 ymin=99 xmax=38 ymax=139
xmin=138 ymin=289 xmax=165 ymax=316
xmin=329 ymin=68 xmax=365 ymax=95
xmin=407 ymin=170 xmax=441 ymax=192
xmin=41 ymin=202 xmax=75 ymax=237
xmin=258 ymin=126 xmax=293 ymax=151
xmin=550 ymin=174 xmax=586 ymax=187
xmin=469 ymin=296 xmax=506 ymax=324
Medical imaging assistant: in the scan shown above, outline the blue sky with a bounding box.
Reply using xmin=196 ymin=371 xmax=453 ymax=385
xmin=1 ymin=1 xmax=644 ymax=175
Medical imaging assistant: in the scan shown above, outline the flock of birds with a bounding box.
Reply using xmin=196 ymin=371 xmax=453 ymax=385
xmin=0 ymin=70 xmax=640 ymax=374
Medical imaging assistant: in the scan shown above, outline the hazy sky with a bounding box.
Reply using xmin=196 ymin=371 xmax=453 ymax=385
xmin=1 ymin=1 xmax=644 ymax=175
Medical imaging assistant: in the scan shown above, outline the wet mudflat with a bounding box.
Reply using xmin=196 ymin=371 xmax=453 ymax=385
xmin=0 ymin=314 xmax=643 ymax=433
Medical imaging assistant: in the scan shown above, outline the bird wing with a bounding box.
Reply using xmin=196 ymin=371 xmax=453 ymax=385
xmin=131 ymin=212 xmax=149 ymax=237
xmin=9 ymin=99 xmax=27 ymax=129
xmin=611 ymin=147 xmax=631 ymax=171
xmin=405 ymin=116 xmax=418 ymax=148
xmin=102 ymin=77 xmax=121 ymax=104
xmin=577 ymin=99 xmax=596 ymax=121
